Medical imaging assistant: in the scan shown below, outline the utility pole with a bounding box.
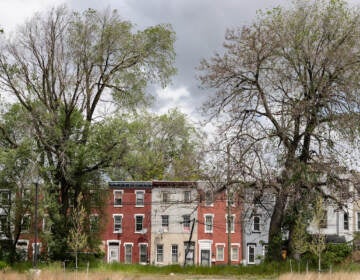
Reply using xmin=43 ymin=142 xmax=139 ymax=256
xmin=226 ymin=144 xmax=231 ymax=265
xmin=33 ymin=181 xmax=38 ymax=269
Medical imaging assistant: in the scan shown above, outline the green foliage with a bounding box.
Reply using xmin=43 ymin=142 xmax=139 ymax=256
xmin=109 ymin=109 xmax=203 ymax=181
xmin=0 ymin=260 xmax=8 ymax=270
xmin=322 ymin=243 xmax=352 ymax=267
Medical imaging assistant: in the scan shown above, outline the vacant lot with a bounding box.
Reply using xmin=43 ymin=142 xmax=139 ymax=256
xmin=4 ymin=271 xmax=360 ymax=280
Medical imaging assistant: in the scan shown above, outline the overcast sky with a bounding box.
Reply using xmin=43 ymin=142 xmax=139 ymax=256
xmin=1 ymin=0 xmax=360 ymax=124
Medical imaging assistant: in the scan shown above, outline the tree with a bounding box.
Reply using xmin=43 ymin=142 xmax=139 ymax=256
xmin=0 ymin=104 xmax=38 ymax=263
xmin=67 ymin=195 xmax=88 ymax=270
xmin=308 ymin=196 xmax=326 ymax=272
xmin=199 ymin=0 xmax=360 ymax=260
xmin=110 ymin=109 xmax=203 ymax=181
xmin=0 ymin=6 xmax=175 ymax=259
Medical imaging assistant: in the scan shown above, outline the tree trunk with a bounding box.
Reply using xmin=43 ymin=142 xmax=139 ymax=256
xmin=267 ymin=190 xmax=288 ymax=261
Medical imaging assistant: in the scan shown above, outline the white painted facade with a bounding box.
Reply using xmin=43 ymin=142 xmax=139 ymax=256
xmin=151 ymin=183 xmax=198 ymax=265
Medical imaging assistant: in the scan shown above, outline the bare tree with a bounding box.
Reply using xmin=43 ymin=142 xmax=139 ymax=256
xmin=199 ymin=0 xmax=360 ymax=260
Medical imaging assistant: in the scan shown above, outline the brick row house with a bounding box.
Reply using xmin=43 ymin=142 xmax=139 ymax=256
xmin=101 ymin=181 xmax=242 ymax=265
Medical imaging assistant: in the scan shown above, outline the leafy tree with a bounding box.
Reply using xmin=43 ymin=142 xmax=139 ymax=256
xmin=0 ymin=104 xmax=37 ymax=263
xmin=110 ymin=109 xmax=203 ymax=181
xmin=67 ymin=195 xmax=88 ymax=270
xmin=0 ymin=6 xmax=175 ymax=259
xmin=309 ymin=196 xmax=326 ymax=272
xmin=199 ymin=0 xmax=360 ymax=260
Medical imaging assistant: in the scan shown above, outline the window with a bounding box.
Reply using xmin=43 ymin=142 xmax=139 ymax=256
xmin=320 ymin=210 xmax=327 ymax=228
xmin=171 ymin=245 xmax=178 ymax=263
xmin=205 ymin=191 xmax=213 ymax=206
xmin=253 ymin=216 xmax=260 ymax=232
xmin=22 ymin=215 xmax=31 ymax=232
xmin=32 ymin=242 xmax=41 ymax=262
xmin=262 ymin=244 xmax=268 ymax=257
xmin=247 ymin=244 xmax=255 ymax=264
xmin=113 ymin=215 xmax=122 ymax=233
xmin=114 ymin=190 xmax=123 ymax=207
xmin=90 ymin=215 xmax=99 ymax=232
xmin=183 ymin=215 xmax=191 ymax=231
xmin=156 ymin=244 xmax=163 ymax=263
xmin=0 ymin=192 xmax=9 ymax=206
xmin=135 ymin=215 xmax=144 ymax=232
xmin=0 ymin=215 xmax=7 ymax=232
xmin=139 ymin=244 xmax=147 ymax=263
xmin=216 ymin=245 xmax=224 ymax=261
xmin=125 ymin=243 xmax=132 ymax=264
xmin=357 ymin=212 xmax=360 ymax=231
xmin=204 ymin=214 xmax=213 ymax=233
xmin=231 ymin=246 xmax=239 ymax=261
xmin=184 ymin=241 xmax=195 ymax=265
xmin=226 ymin=215 xmax=235 ymax=233
xmin=42 ymin=215 xmax=51 ymax=232
xmin=161 ymin=215 xmax=169 ymax=230
xmin=184 ymin=191 xmax=191 ymax=203
xmin=344 ymin=212 xmax=349 ymax=230
xmin=162 ymin=192 xmax=169 ymax=203
xmin=135 ymin=191 xmax=144 ymax=207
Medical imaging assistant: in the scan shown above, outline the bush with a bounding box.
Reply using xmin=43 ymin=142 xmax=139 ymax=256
xmin=0 ymin=260 xmax=8 ymax=270
xmin=322 ymin=243 xmax=352 ymax=267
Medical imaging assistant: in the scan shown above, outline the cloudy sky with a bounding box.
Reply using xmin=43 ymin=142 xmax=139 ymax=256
xmin=1 ymin=0 xmax=359 ymax=124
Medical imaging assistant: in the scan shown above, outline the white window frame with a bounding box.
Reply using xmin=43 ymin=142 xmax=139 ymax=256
xmin=204 ymin=214 xmax=214 ymax=233
xmin=134 ymin=214 xmax=144 ymax=233
xmin=156 ymin=244 xmax=164 ymax=263
xmin=162 ymin=192 xmax=169 ymax=203
xmin=0 ymin=215 xmax=7 ymax=233
xmin=357 ymin=212 xmax=360 ymax=231
xmin=344 ymin=212 xmax=349 ymax=231
xmin=216 ymin=243 xmax=225 ymax=261
xmin=135 ymin=190 xmax=145 ymax=207
xmin=0 ymin=191 xmax=10 ymax=206
xmin=138 ymin=243 xmax=148 ymax=264
xmin=231 ymin=244 xmax=240 ymax=261
xmin=247 ymin=244 xmax=256 ymax=264
xmin=161 ymin=215 xmax=169 ymax=230
xmin=171 ymin=244 xmax=178 ymax=263
xmin=42 ymin=215 xmax=51 ymax=232
xmin=182 ymin=215 xmax=191 ymax=232
xmin=225 ymin=214 xmax=236 ymax=233
xmin=113 ymin=214 xmax=123 ymax=233
xmin=124 ymin=242 xmax=133 ymax=264
xmin=107 ymin=240 xmax=121 ymax=263
xmin=113 ymin=190 xmax=123 ymax=207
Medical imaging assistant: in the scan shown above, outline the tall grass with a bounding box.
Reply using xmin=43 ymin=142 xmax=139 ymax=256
xmin=280 ymin=272 xmax=360 ymax=280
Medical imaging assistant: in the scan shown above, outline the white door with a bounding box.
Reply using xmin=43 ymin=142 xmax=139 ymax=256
xmin=108 ymin=244 xmax=119 ymax=262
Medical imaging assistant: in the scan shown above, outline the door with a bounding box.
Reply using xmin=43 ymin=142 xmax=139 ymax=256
xmin=108 ymin=243 xmax=119 ymax=263
xmin=201 ymin=249 xmax=210 ymax=266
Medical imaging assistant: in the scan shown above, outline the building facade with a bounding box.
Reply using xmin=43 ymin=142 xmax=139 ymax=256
xmin=103 ymin=181 xmax=152 ymax=264
xmin=197 ymin=182 xmax=242 ymax=266
xmin=150 ymin=181 xmax=198 ymax=265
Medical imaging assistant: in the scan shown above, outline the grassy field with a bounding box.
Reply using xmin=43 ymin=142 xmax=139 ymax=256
xmin=3 ymin=271 xmax=360 ymax=280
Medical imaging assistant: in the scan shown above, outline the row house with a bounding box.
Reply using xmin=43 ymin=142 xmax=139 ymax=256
xmin=151 ymin=181 xmax=198 ymax=265
xmin=197 ymin=182 xmax=242 ymax=266
xmin=102 ymin=181 xmax=242 ymax=266
xmin=104 ymin=181 xmax=152 ymax=264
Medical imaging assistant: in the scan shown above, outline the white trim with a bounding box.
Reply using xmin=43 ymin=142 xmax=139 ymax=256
xmin=113 ymin=214 xmax=123 ymax=233
xmin=204 ymin=214 xmax=214 ymax=233
xmin=107 ymin=240 xmax=120 ymax=263
xmin=252 ymin=215 xmax=261 ymax=232
xmin=139 ymin=243 xmax=148 ymax=264
xmin=247 ymin=244 xmax=256 ymax=264
xmin=356 ymin=211 xmax=360 ymax=231
xmin=231 ymin=243 xmax=241 ymax=247
xmin=113 ymin=190 xmax=123 ymax=207
xmin=156 ymin=244 xmax=164 ymax=264
xmin=135 ymin=190 xmax=145 ymax=207
xmin=216 ymin=244 xmax=225 ymax=261
xmin=123 ymin=242 xmax=134 ymax=247
xmin=134 ymin=214 xmax=145 ymax=233
xmin=231 ymin=245 xmax=239 ymax=261
xmin=170 ymin=244 xmax=179 ymax=264
xmin=225 ymin=214 xmax=236 ymax=233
